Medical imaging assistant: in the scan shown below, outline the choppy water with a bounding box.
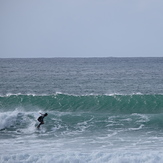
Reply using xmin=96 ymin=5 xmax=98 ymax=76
xmin=1 ymin=58 xmax=163 ymax=163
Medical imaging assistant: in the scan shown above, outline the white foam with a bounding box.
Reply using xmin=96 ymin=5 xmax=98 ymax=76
xmin=1 ymin=151 xmax=163 ymax=163
xmin=128 ymin=124 xmax=144 ymax=131
xmin=0 ymin=109 xmax=40 ymax=134
xmin=0 ymin=110 xmax=20 ymax=130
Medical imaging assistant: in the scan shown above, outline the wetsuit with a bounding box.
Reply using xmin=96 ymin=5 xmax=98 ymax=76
xmin=37 ymin=113 xmax=48 ymax=129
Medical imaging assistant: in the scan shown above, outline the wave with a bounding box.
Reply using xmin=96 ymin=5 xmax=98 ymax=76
xmin=1 ymin=93 xmax=163 ymax=114
xmin=1 ymin=94 xmax=163 ymax=136
xmin=1 ymin=151 xmax=163 ymax=163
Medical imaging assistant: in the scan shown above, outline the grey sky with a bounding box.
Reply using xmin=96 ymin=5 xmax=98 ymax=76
xmin=0 ymin=0 xmax=163 ymax=58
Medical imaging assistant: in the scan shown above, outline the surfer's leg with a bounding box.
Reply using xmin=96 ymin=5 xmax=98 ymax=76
xmin=37 ymin=121 xmax=44 ymax=129
xmin=37 ymin=123 xmax=41 ymax=129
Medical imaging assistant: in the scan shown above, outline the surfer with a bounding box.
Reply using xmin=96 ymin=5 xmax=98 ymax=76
xmin=37 ymin=113 xmax=48 ymax=129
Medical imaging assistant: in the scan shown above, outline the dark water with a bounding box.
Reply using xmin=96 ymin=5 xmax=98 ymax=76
xmin=1 ymin=57 xmax=163 ymax=163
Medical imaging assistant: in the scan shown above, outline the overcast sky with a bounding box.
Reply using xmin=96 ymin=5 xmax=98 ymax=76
xmin=0 ymin=0 xmax=163 ymax=58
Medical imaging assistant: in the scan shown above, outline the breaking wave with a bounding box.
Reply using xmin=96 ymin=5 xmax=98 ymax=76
xmin=1 ymin=93 xmax=163 ymax=114
xmin=1 ymin=93 xmax=163 ymax=136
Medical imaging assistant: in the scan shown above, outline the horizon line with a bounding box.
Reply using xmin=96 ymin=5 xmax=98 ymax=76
xmin=0 ymin=56 xmax=163 ymax=59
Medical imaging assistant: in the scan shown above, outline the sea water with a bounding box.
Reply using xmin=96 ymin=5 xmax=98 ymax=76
xmin=1 ymin=57 xmax=163 ymax=163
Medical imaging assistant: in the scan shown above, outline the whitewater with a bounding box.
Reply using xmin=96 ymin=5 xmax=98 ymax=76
xmin=1 ymin=58 xmax=163 ymax=163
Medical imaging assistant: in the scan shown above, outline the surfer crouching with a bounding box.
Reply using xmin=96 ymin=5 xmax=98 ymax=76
xmin=37 ymin=113 xmax=48 ymax=129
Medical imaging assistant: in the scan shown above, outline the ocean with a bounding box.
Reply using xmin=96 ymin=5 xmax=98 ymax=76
xmin=1 ymin=57 xmax=163 ymax=163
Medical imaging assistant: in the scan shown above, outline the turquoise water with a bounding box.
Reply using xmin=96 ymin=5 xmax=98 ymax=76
xmin=1 ymin=58 xmax=163 ymax=162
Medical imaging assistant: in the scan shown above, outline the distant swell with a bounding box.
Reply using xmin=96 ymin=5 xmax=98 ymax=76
xmin=1 ymin=94 xmax=163 ymax=114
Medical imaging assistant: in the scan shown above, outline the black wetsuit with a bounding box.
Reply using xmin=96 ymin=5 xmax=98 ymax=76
xmin=38 ymin=115 xmax=44 ymax=124
xmin=37 ymin=114 xmax=46 ymax=129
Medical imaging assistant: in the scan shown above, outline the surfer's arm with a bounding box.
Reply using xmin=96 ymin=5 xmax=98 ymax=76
xmin=39 ymin=113 xmax=46 ymax=119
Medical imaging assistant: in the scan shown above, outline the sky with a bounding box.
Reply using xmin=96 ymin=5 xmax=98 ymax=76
xmin=0 ymin=0 xmax=163 ymax=58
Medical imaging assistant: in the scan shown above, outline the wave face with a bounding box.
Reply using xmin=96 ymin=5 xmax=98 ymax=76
xmin=1 ymin=94 xmax=163 ymax=134
xmin=1 ymin=94 xmax=163 ymax=113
